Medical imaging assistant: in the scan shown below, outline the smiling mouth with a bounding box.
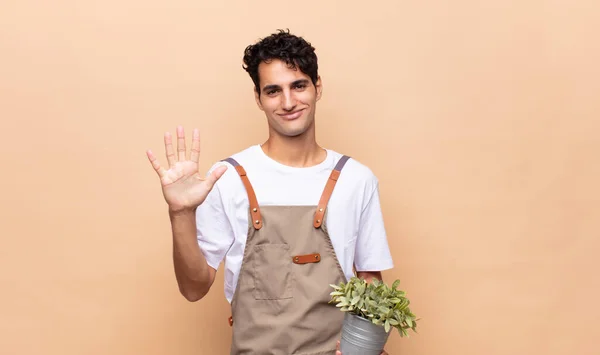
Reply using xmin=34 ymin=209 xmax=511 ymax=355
xmin=278 ymin=109 xmax=305 ymax=120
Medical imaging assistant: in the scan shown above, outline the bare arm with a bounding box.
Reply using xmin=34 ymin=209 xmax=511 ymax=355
xmin=170 ymin=208 xmax=217 ymax=301
xmin=147 ymin=126 xmax=226 ymax=302
xmin=356 ymin=271 xmax=383 ymax=283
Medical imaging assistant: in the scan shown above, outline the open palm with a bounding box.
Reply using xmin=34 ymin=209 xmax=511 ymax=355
xmin=146 ymin=126 xmax=227 ymax=212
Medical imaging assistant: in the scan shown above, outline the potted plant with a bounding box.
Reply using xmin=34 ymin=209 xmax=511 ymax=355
xmin=329 ymin=277 xmax=418 ymax=355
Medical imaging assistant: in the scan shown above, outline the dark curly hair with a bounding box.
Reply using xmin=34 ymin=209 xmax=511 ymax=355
xmin=243 ymin=29 xmax=319 ymax=95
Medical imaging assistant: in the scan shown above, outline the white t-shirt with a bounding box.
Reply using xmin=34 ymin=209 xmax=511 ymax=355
xmin=196 ymin=145 xmax=394 ymax=303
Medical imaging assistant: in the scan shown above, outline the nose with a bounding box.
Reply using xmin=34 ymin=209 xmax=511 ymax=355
xmin=281 ymin=90 xmax=297 ymax=111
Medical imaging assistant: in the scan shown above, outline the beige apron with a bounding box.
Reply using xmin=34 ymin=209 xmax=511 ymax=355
xmin=222 ymin=155 xmax=351 ymax=355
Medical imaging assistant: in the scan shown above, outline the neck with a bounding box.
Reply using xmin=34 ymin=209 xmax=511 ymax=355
xmin=261 ymin=132 xmax=326 ymax=168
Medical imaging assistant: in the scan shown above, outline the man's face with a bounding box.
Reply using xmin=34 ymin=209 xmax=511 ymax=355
xmin=254 ymin=59 xmax=322 ymax=138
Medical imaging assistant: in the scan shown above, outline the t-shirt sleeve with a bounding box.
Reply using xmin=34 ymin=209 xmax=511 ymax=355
xmin=195 ymin=163 xmax=235 ymax=271
xmin=353 ymin=180 xmax=394 ymax=272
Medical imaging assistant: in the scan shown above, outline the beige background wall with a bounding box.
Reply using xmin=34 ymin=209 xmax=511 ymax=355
xmin=1 ymin=1 xmax=598 ymax=354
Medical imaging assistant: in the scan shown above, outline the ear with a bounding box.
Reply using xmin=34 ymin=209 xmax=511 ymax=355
xmin=315 ymin=76 xmax=323 ymax=102
xmin=254 ymin=87 xmax=264 ymax=111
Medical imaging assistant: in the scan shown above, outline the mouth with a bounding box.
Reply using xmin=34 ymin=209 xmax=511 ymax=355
xmin=278 ymin=108 xmax=305 ymax=120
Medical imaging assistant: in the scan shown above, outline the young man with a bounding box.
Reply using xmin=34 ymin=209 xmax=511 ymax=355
xmin=147 ymin=29 xmax=393 ymax=355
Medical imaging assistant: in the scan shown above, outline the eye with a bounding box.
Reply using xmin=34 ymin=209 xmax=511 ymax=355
xmin=266 ymin=88 xmax=280 ymax=95
xmin=294 ymin=83 xmax=307 ymax=90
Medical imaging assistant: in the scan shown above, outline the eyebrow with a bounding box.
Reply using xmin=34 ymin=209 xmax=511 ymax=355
xmin=262 ymin=79 xmax=310 ymax=93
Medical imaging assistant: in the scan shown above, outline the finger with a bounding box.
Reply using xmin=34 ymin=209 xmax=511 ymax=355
xmin=176 ymin=126 xmax=186 ymax=161
xmin=201 ymin=165 xmax=228 ymax=192
xmin=164 ymin=132 xmax=176 ymax=168
xmin=205 ymin=165 xmax=228 ymax=186
xmin=336 ymin=341 xmax=340 ymax=350
xmin=146 ymin=150 xmax=166 ymax=177
xmin=190 ymin=128 xmax=200 ymax=163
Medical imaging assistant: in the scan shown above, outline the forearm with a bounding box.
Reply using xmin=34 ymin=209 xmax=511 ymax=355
xmin=169 ymin=208 xmax=214 ymax=301
xmin=356 ymin=271 xmax=383 ymax=283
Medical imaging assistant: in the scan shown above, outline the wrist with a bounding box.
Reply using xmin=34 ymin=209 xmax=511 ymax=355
xmin=168 ymin=205 xmax=197 ymax=217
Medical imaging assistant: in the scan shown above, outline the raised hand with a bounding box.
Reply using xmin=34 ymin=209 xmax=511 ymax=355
xmin=146 ymin=126 xmax=227 ymax=212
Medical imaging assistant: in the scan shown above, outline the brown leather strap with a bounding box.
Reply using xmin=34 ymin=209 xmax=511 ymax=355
xmin=292 ymin=253 xmax=321 ymax=264
xmin=313 ymin=155 xmax=351 ymax=228
xmin=222 ymin=158 xmax=262 ymax=230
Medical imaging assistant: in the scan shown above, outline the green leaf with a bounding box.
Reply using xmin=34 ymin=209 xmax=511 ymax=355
xmin=331 ymin=276 xmax=419 ymax=337
xmin=397 ymin=300 xmax=408 ymax=311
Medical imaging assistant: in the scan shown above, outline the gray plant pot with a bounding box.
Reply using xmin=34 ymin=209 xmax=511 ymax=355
xmin=339 ymin=312 xmax=391 ymax=355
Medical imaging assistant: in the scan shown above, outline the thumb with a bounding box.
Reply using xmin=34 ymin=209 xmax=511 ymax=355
xmin=204 ymin=165 xmax=228 ymax=189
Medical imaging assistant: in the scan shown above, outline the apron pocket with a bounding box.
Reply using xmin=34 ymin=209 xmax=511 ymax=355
xmin=252 ymin=243 xmax=293 ymax=300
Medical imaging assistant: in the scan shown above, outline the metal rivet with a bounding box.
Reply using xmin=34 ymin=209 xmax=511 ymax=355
xmin=319 ymin=208 xmax=323 ymax=212
xmin=315 ymin=255 xmax=319 ymax=259
xmin=253 ymin=208 xmax=257 ymax=212
xmin=294 ymin=257 xmax=299 ymax=262
xmin=255 ymin=220 xmax=260 ymax=224
xmin=317 ymin=220 xmax=321 ymax=223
